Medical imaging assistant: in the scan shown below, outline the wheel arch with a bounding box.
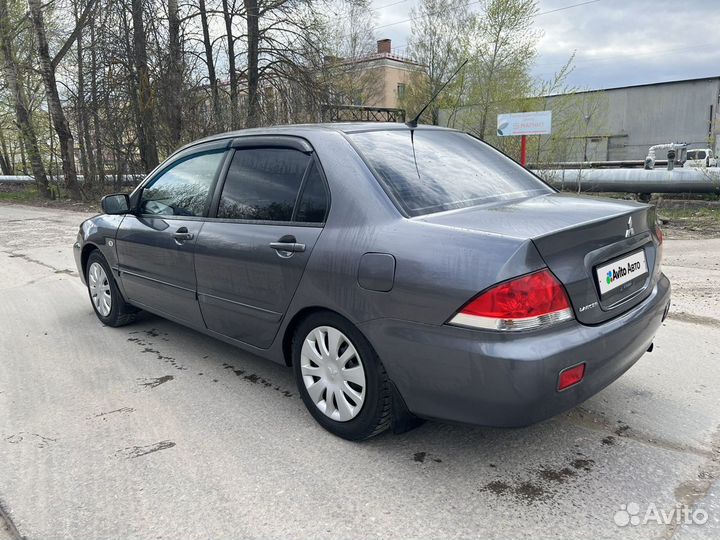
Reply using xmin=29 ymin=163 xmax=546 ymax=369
xmin=283 ymin=305 xmax=421 ymax=437
xmin=80 ymin=243 xmax=100 ymax=277
xmin=281 ymin=306 xmax=362 ymax=367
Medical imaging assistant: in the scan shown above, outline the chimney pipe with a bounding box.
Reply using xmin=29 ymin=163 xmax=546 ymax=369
xmin=377 ymin=39 xmax=391 ymax=54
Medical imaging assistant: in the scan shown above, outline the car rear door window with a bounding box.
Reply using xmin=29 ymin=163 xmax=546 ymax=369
xmin=140 ymin=151 xmax=225 ymax=216
xmin=218 ymin=148 xmax=311 ymax=221
xmin=295 ymin=163 xmax=328 ymax=223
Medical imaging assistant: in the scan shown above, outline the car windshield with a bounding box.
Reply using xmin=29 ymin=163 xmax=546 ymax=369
xmin=349 ymin=129 xmax=552 ymax=217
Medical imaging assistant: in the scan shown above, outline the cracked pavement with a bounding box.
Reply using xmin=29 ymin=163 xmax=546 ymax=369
xmin=0 ymin=202 xmax=718 ymax=539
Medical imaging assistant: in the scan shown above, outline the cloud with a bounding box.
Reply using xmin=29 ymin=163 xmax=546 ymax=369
xmin=534 ymin=0 xmax=720 ymax=88
xmin=371 ymin=0 xmax=720 ymax=90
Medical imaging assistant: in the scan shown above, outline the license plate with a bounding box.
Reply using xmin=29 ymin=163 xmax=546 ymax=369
xmin=596 ymin=249 xmax=648 ymax=296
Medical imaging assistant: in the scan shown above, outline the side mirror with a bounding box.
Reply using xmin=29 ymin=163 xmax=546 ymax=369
xmin=101 ymin=193 xmax=131 ymax=215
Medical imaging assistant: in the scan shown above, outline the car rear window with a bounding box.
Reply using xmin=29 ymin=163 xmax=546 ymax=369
xmin=349 ymin=129 xmax=552 ymax=217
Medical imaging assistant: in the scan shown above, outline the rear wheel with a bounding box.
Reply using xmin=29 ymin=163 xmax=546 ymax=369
xmin=86 ymin=250 xmax=137 ymax=327
xmin=292 ymin=312 xmax=391 ymax=440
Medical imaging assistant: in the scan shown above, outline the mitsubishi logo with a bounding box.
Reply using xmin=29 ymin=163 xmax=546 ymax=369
xmin=625 ymin=216 xmax=635 ymax=238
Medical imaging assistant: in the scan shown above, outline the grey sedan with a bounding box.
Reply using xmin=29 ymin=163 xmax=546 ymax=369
xmin=74 ymin=123 xmax=671 ymax=440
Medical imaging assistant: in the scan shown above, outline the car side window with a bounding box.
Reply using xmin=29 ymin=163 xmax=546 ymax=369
xmin=218 ymin=148 xmax=311 ymax=221
xmin=140 ymin=151 xmax=225 ymax=217
xmin=295 ymin=163 xmax=329 ymax=223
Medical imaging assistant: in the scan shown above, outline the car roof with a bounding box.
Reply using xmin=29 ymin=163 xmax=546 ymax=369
xmin=176 ymin=122 xmax=457 ymax=155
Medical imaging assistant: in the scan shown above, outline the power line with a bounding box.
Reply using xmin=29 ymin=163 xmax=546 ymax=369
xmin=368 ymin=0 xmax=716 ymax=85
xmin=373 ymin=0 xmax=602 ymax=32
xmin=380 ymin=0 xmax=605 ymax=57
xmin=373 ymin=0 xmax=410 ymax=10
xmin=535 ymin=0 xmax=601 ymax=16
xmin=373 ymin=0 xmax=477 ymax=31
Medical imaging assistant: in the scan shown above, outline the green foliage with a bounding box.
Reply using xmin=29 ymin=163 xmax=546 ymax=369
xmin=402 ymin=0 xmax=472 ymax=125
xmin=402 ymin=0 xmax=617 ymax=167
xmin=0 ymin=186 xmax=39 ymax=203
xmin=461 ymin=0 xmax=539 ymax=140
xmin=405 ymin=0 xmax=539 ymax=131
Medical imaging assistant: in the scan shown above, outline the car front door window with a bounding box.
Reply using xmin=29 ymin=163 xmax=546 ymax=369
xmin=140 ymin=151 xmax=226 ymax=217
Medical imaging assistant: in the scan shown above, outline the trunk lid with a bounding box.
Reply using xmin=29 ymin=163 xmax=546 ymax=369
xmin=417 ymin=193 xmax=661 ymax=324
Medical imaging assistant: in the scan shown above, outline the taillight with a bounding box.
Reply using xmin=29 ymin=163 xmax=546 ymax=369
xmin=448 ymin=269 xmax=574 ymax=331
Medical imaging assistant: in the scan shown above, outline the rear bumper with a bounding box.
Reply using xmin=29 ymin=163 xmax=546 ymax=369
xmin=359 ymin=273 xmax=671 ymax=427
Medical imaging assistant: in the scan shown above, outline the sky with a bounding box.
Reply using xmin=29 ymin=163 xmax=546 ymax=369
xmin=370 ymin=0 xmax=720 ymax=91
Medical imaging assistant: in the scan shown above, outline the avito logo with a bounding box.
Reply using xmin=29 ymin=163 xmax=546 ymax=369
xmin=606 ymin=261 xmax=643 ymax=285
xmin=606 ymin=266 xmax=627 ymax=284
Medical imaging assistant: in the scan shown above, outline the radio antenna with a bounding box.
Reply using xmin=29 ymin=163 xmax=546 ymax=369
xmin=406 ymin=58 xmax=468 ymax=128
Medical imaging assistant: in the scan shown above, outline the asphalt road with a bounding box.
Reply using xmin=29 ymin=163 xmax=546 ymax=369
xmin=0 ymin=203 xmax=718 ymax=540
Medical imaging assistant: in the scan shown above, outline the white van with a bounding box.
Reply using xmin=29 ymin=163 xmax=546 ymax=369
xmin=685 ymin=148 xmax=717 ymax=167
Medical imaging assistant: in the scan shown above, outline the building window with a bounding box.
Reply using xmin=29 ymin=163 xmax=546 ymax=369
xmin=397 ymin=83 xmax=406 ymax=99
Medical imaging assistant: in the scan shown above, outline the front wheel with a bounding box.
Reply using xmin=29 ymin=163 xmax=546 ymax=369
xmin=86 ymin=250 xmax=137 ymax=327
xmin=292 ymin=312 xmax=392 ymax=440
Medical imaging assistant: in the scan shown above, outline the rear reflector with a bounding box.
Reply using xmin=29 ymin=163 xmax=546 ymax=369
xmin=448 ymin=269 xmax=574 ymax=331
xmin=558 ymin=363 xmax=586 ymax=391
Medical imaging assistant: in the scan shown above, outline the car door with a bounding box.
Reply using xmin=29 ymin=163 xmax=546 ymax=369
xmin=116 ymin=144 xmax=229 ymax=327
xmin=194 ymin=138 xmax=329 ymax=349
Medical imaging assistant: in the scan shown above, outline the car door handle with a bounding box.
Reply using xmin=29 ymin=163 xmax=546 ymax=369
xmin=173 ymin=227 xmax=194 ymax=241
xmin=269 ymin=242 xmax=305 ymax=253
xmin=270 ymin=235 xmax=305 ymax=253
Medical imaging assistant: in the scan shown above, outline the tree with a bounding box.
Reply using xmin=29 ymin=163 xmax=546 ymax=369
xmin=131 ymin=0 xmax=159 ymax=171
xmin=464 ymin=0 xmax=539 ymax=140
xmin=74 ymin=0 xmax=97 ymax=188
xmin=196 ymin=0 xmax=222 ymax=130
xmin=405 ymin=0 xmax=472 ymax=125
xmin=319 ymin=0 xmax=382 ymax=107
xmin=243 ymin=0 xmax=324 ymax=127
xmin=221 ymin=0 xmax=241 ymax=129
xmin=165 ymin=0 xmax=182 ymax=147
xmin=28 ymin=0 xmax=86 ymax=199
xmin=0 ymin=0 xmax=354 ymax=196
xmin=244 ymin=0 xmax=260 ymax=127
xmin=0 ymin=0 xmax=50 ymax=197
xmin=89 ymin=21 xmax=104 ymax=184
xmin=525 ymin=54 xmax=575 ymax=166
xmin=0 ymin=125 xmax=12 ymax=174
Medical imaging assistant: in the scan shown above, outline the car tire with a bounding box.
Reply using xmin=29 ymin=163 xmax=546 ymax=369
xmin=86 ymin=250 xmax=137 ymax=327
xmin=292 ymin=311 xmax=392 ymax=441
